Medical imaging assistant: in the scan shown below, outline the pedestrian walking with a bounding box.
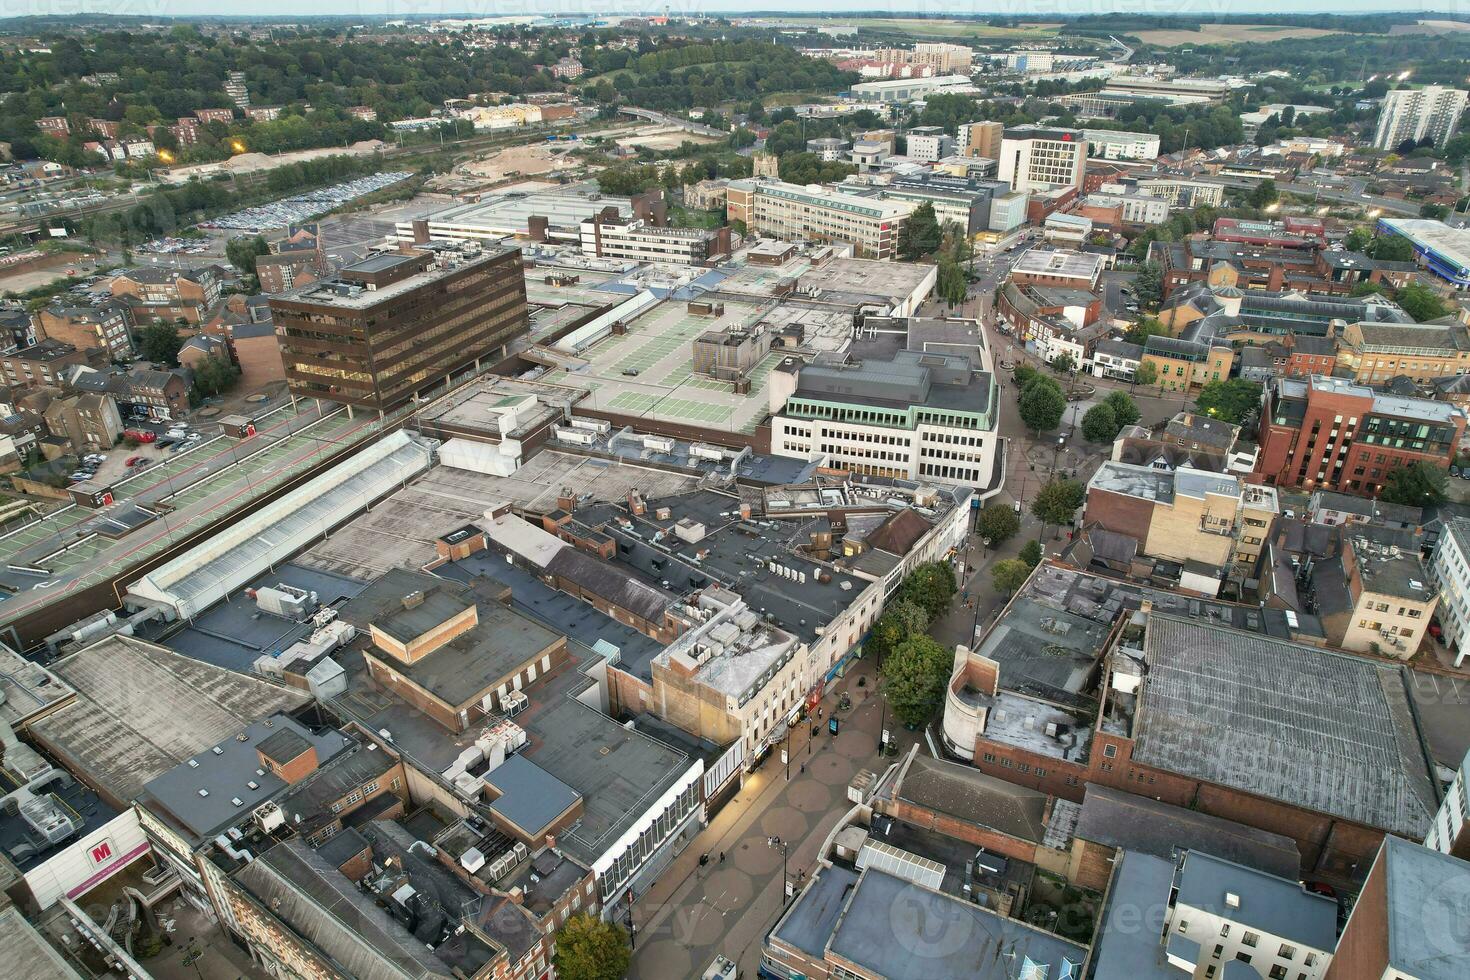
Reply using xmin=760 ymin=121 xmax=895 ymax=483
xmin=719 ymin=851 xmax=725 ymax=864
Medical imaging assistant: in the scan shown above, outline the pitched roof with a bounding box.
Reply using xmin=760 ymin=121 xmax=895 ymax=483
xmin=1134 ymin=614 xmax=1439 ymax=837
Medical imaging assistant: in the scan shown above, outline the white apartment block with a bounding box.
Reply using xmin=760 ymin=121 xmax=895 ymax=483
xmin=998 ymin=126 xmax=1087 ymax=192
xmin=1373 ymin=85 xmax=1469 ymax=150
xmin=1424 ymin=749 xmax=1470 ymax=857
xmin=1082 ymin=128 xmax=1161 ymax=160
xmin=1430 ymin=517 xmax=1470 ymax=668
xmin=724 ymin=179 xmax=916 ymax=260
xmin=904 ymin=127 xmax=954 ymax=162
xmin=1162 ymin=851 xmax=1335 ymax=980
xmin=1090 ymin=186 xmax=1170 ymax=225
xmin=1134 ymin=178 xmax=1225 ymax=209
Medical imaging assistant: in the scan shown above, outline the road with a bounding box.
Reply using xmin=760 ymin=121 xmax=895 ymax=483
xmin=1188 ymin=174 xmax=1422 ymax=216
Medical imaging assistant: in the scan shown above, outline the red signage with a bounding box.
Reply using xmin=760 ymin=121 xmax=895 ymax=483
xmin=89 ymin=839 xmax=113 ymax=866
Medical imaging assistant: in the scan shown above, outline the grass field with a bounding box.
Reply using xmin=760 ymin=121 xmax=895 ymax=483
xmin=1135 ymin=24 xmax=1352 ymax=47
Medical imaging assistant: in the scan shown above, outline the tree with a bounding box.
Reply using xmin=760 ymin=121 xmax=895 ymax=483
xmin=553 ymin=915 xmax=629 ymax=980
xmin=975 ymin=503 xmax=1020 ymax=546
xmin=1123 ymin=317 xmax=1168 ymax=347
xmin=1081 ymin=403 xmax=1121 ymax=443
xmin=138 ymin=322 xmax=183 ymax=366
xmin=1103 ymin=391 xmax=1141 ymax=428
xmin=1134 ymin=361 xmax=1159 ymax=387
xmin=1194 ymin=378 xmax=1263 ymax=425
xmin=192 ymin=355 xmax=240 ymax=398
xmin=1049 ymin=352 xmax=1076 ymax=374
xmin=1132 ymin=262 xmax=1164 ymax=311
xmin=1421 ymin=202 xmax=1450 ymax=221
xmin=1031 ymin=479 xmax=1085 ymax=530
xmin=1394 ymin=282 xmax=1450 ymax=323
xmin=937 ymin=256 xmax=967 ymax=307
xmin=1248 ymin=179 xmax=1278 ymax=209
xmin=1343 ymin=227 xmax=1373 ymax=253
xmin=1380 ymin=461 xmax=1449 ymax=506
xmin=881 ymin=634 xmax=953 ymax=727
xmin=1370 ymin=235 xmax=1414 ymax=263
xmin=991 ymin=558 xmax=1031 ymax=596
xmin=898 ymin=202 xmax=941 ymax=260
xmin=867 ymin=600 xmax=930 ymax=663
xmin=1019 ymin=539 xmax=1043 ymax=569
xmin=225 ymin=234 xmax=269 ymax=276
xmin=1018 ymin=381 xmax=1066 ymax=436
xmin=895 ymin=562 xmax=957 ymax=620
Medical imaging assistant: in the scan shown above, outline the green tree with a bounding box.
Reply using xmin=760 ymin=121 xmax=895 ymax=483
xmin=975 ymin=503 xmax=1021 ymax=546
xmin=192 ymin=355 xmax=240 ymax=398
xmin=225 ymin=234 xmax=269 ymax=276
xmin=1013 ymin=363 xmax=1038 ymax=390
xmin=1123 ymin=317 xmax=1168 ymax=347
xmin=1247 ymin=179 xmax=1278 ymax=209
xmin=1379 ymin=461 xmax=1448 ymax=506
xmin=138 ymin=322 xmax=183 ymax=366
xmin=1018 ymin=380 xmax=1066 ymax=436
xmin=991 ymin=558 xmax=1031 ymax=596
xmin=1050 ymin=352 xmax=1076 ymax=374
xmin=881 ymin=634 xmax=953 ymax=727
xmin=937 ymin=257 xmax=967 ymax=307
xmin=1194 ymin=378 xmax=1263 ymax=425
xmin=1081 ymin=403 xmax=1121 ymax=443
xmin=1370 ymin=235 xmax=1414 ymax=263
xmin=898 ymin=202 xmax=941 ymax=260
xmin=553 ymin=915 xmax=630 ymax=980
xmin=1421 ymin=202 xmax=1450 ymax=220
xmin=1019 ymin=539 xmax=1043 ymax=569
xmin=895 ymin=562 xmax=957 ymax=620
xmin=1103 ymin=391 xmax=1141 ymax=428
xmin=1132 ymin=262 xmax=1164 ymax=311
xmin=866 ymin=599 xmax=930 ymax=663
xmin=1343 ymin=227 xmax=1373 ymax=253
xmin=1031 ymin=479 xmax=1085 ymax=532
xmin=1394 ymin=282 xmax=1450 ymax=322
xmin=1134 ymin=361 xmax=1159 ymax=387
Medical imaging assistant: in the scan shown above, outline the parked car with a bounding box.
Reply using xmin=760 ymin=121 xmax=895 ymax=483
xmin=126 ymin=455 xmax=144 ymax=467
xmin=185 ymin=432 xmax=202 ymax=442
xmin=124 ymin=429 xmax=156 ymax=443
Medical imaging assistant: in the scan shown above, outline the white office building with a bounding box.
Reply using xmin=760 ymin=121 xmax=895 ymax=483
xmin=1373 ymin=85 xmax=1469 ymax=150
xmin=1081 ymin=128 xmax=1161 ymax=160
xmin=904 ymin=127 xmax=955 ymax=162
xmin=1430 ymin=516 xmax=1470 ymax=668
xmin=998 ymin=126 xmax=1087 ymax=193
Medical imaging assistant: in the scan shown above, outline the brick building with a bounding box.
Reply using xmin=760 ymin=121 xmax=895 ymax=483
xmin=944 ymin=606 xmax=1440 ymax=880
xmin=1256 ymin=375 xmax=1466 ymax=496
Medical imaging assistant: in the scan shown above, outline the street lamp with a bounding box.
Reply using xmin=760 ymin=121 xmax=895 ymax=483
xmin=768 ymin=836 xmax=790 ymax=900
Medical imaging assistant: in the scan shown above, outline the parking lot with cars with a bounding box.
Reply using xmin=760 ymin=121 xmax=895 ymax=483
xmin=198 ymin=171 xmax=414 ymax=233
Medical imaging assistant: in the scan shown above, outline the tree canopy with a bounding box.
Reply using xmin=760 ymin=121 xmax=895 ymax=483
xmin=1031 ymin=479 xmax=1085 ymax=529
xmin=894 ymin=562 xmax=957 ymax=620
xmin=881 ymin=634 xmax=953 ymax=727
xmin=1194 ymin=378 xmax=1263 ymax=426
xmin=1081 ymin=403 xmax=1121 ymax=443
xmin=553 ymin=915 xmax=630 ymax=980
xmin=1018 ymin=379 xmax=1066 ymax=436
xmin=991 ymin=558 xmax=1031 ymax=596
xmin=975 ymin=503 xmax=1021 ymax=546
xmin=1380 ymin=461 xmax=1448 ymax=507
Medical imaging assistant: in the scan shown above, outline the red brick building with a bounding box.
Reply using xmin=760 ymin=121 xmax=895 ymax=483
xmin=1284 ymin=335 xmax=1338 ymax=378
xmin=1256 ymin=375 xmax=1465 ymax=496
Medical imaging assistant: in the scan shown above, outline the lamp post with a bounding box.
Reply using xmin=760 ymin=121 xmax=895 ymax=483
xmin=768 ymin=836 xmax=790 ymax=901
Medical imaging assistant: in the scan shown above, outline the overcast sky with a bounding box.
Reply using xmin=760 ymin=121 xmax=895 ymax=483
xmin=2 ymin=2 xmax=1451 ymax=21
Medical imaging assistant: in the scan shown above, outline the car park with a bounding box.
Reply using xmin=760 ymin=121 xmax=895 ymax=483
xmin=126 ymin=455 xmax=144 ymax=467
xmin=186 ymin=432 xmax=202 ymax=442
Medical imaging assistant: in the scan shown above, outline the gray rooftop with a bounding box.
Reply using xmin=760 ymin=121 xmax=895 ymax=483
xmin=1088 ymin=851 xmax=1179 ymax=980
xmin=1136 ymin=614 xmax=1439 ymax=837
xmin=1380 ymin=835 xmax=1470 ymax=978
xmin=484 ymin=755 xmax=581 ymax=838
xmin=1174 ymin=850 xmax=1337 ymax=952
xmin=893 ymin=753 xmax=1049 ymax=844
xmin=139 ymin=715 xmax=352 ymax=845
xmin=826 ymin=868 xmax=1087 ymax=979
xmin=1074 ymin=785 xmax=1300 ymax=880
xmin=0 ymin=907 xmax=81 ymax=980
xmin=28 ymin=636 xmax=308 ymax=806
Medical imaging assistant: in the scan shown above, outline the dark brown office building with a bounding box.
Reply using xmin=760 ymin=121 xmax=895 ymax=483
xmin=269 ymin=244 xmax=527 ymax=410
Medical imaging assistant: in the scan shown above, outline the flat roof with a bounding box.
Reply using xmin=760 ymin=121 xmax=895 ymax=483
xmin=417 ymin=184 xmax=633 ymax=235
xmin=1135 ymin=614 xmax=1439 ymax=837
xmin=1381 ymin=217 xmax=1470 ymax=274
xmin=1175 ymin=850 xmax=1337 ymax=952
xmin=827 ymin=868 xmax=1086 ymax=979
xmin=29 ymin=635 xmax=309 ymax=806
xmin=1381 ymin=835 xmax=1470 ymax=978
xmin=484 ymin=755 xmax=581 ymax=838
xmin=1088 ymin=851 xmax=1180 ymax=979
xmin=1010 ymin=248 xmax=1104 ymax=280
xmin=0 ymin=907 xmax=81 ymax=980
